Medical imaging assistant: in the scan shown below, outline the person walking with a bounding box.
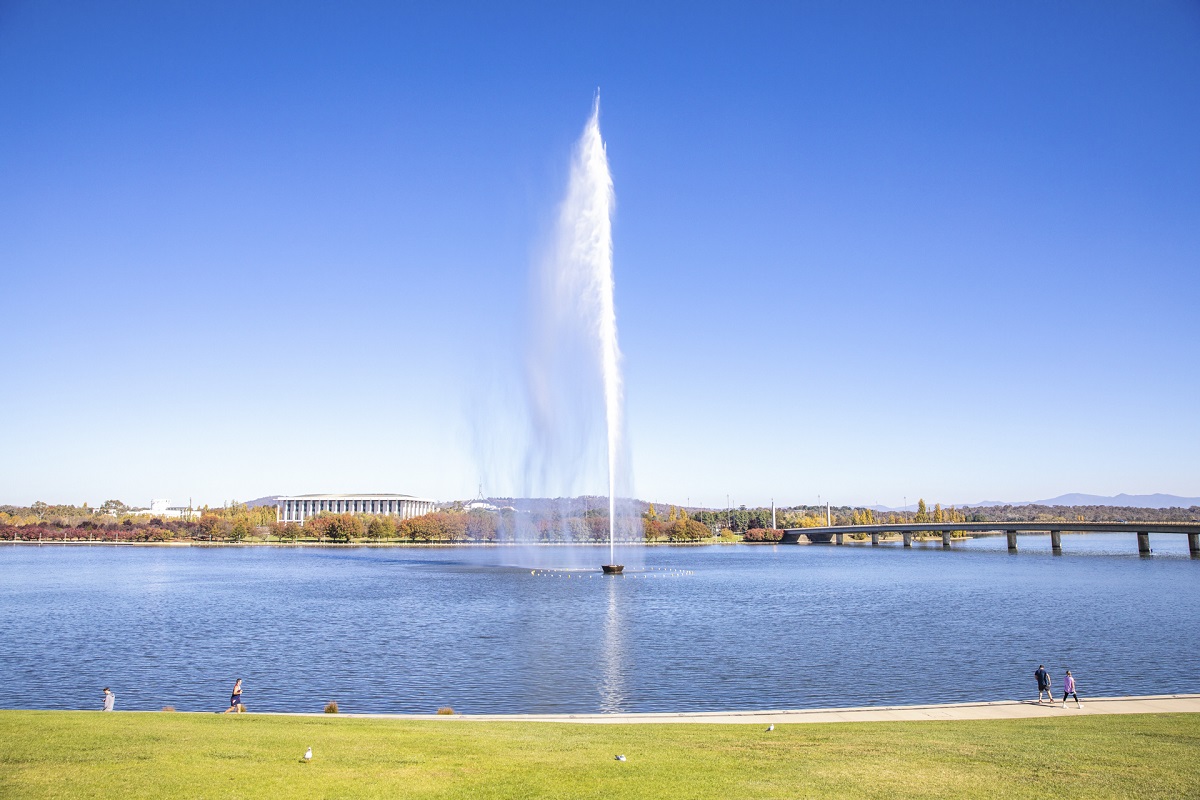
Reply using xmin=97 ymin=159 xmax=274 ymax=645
xmin=1034 ymin=664 xmax=1053 ymax=704
xmin=1062 ymin=670 xmax=1081 ymax=708
xmin=102 ymin=687 xmax=115 ymax=711
xmin=225 ymin=678 xmax=243 ymax=713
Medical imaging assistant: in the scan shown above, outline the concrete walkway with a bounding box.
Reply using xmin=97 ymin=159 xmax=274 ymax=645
xmin=331 ymin=694 xmax=1200 ymax=724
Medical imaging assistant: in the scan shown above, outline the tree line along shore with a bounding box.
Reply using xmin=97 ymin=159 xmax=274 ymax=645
xmin=2 ymin=498 xmax=1196 ymax=546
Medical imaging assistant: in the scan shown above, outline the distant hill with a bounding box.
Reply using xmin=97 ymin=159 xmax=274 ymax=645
xmin=237 ymin=493 xmax=1198 ymax=513
xmin=244 ymin=496 xmax=280 ymax=509
xmin=964 ymin=493 xmax=1200 ymax=510
xmin=478 ymin=496 xmax=654 ymax=515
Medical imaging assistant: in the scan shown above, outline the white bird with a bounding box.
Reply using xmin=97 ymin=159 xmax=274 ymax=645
xmin=304 ymin=747 xmax=312 ymax=762
xmin=615 ymin=755 xmax=626 ymax=761
xmin=766 ymin=724 xmax=774 ymax=732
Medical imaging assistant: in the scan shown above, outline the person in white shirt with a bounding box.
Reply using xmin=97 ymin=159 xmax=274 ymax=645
xmin=102 ymin=687 xmax=115 ymax=711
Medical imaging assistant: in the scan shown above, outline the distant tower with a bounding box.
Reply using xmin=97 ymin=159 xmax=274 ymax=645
xmin=771 ymin=499 xmax=776 ymax=530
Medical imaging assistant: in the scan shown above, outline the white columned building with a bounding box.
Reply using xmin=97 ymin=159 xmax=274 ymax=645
xmin=276 ymin=494 xmax=436 ymax=524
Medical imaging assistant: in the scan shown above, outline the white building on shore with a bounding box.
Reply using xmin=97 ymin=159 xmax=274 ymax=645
xmin=276 ymin=494 xmax=435 ymax=524
xmin=119 ymin=499 xmax=200 ymax=520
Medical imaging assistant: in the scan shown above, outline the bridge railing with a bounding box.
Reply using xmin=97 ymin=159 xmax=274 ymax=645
xmin=778 ymin=522 xmax=1200 ymax=556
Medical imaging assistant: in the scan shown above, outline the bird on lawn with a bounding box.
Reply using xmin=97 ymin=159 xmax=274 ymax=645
xmin=615 ymin=755 xmax=626 ymax=761
xmin=304 ymin=747 xmax=312 ymax=763
xmin=766 ymin=724 xmax=774 ymax=732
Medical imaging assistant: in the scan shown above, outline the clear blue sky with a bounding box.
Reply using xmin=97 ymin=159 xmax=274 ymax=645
xmin=1 ymin=1 xmax=1197 ymax=509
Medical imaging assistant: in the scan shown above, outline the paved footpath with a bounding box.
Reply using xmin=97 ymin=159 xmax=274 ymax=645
xmin=332 ymin=694 xmax=1200 ymax=725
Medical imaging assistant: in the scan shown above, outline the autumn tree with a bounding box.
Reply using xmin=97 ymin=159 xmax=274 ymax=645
xmin=324 ymin=514 xmax=362 ymax=543
xmin=367 ymin=515 xmax=396 ymax=541
xmin=464 ymin=511 xmax=497 ymax=542
xmin=643 ymin=518 xmax=667 ymax=541
xmin=271 ymin=521 xmax=300 ymax=542
xmin=230 ymin=517 xmax=252 ymax=542
xmin=669 ymin=516 xmax=710 ymax=542
xmin=743 ymin=528 xmax=784 ymax=542
xmin=197 ymin=515 xmax=223 ymax=541
xmin=306 ymin=513 xmax=330 ymax=542
xmin=850 ymin=508 xmax=877 ymax=526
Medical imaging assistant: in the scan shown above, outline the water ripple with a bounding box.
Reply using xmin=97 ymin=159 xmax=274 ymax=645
xmin=0 ymin=536 xmax=1196 ymax=713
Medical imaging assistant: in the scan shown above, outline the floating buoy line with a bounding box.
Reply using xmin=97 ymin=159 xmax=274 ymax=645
xmin=528 ymin=567 xmax=694 ymax=578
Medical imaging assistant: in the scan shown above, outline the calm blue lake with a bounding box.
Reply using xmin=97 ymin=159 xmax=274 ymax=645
xmin=1 ymin=534 xmax=1197 ymax=714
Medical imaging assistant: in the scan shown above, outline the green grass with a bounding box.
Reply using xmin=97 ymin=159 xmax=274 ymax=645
xmin=2 ymin=711 xmax=1199 ymax=799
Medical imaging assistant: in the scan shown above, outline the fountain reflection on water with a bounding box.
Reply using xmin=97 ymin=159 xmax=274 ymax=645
xmin=599 ymin=576 xmax=627 ymax=712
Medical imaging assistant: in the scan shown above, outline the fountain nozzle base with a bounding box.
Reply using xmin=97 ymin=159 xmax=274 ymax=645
xmin=601 ymin=564 xmax=624 ymax=574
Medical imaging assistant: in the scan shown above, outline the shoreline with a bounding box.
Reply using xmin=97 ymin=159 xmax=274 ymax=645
xmin=21 ymin=694 xmax=1199 ymax=724
xmin=378 ymin=693 xmax=1195 ymax=724
xmin=0 ymin=536 xmax=996 ymax=548
xmin=0 ymin=542 xmax=826 ymax=547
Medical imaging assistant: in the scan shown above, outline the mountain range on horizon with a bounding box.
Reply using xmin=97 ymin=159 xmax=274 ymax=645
xmin=958 ymin=492 xmax=1200 ymax=510
xmin=868 ymin=493 xmax=1199 ymax=511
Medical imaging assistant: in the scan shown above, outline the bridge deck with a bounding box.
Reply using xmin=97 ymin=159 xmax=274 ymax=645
xmin=782 ymin=521 xmax=1200 ymax=535
xmin=780 ymin=521 xmax=1200 ymax=554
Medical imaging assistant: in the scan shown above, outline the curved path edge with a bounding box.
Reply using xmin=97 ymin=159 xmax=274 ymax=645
xmin=298 ymin=694 xmax=1200 ymax=724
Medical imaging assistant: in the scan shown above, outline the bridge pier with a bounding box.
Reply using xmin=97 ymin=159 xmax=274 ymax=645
xmin=778 ymin=524 xmax=1199 ymax=553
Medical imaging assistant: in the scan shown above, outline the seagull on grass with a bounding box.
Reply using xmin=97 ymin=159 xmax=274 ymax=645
xmin=766 ymin=724 xmax=774 ymax=732
xmin=614 ymin=755 xmax=626 ymax=761
xmin=303 ymin=747 xmax=312 ymax=763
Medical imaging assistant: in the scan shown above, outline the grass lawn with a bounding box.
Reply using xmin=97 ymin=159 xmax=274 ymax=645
xmin=2 ymin=711 xmax=1199 ymax=799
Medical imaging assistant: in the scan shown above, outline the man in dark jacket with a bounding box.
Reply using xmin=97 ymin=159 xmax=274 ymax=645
xmin=1034 ymin=664 xmax=1052 ymax=703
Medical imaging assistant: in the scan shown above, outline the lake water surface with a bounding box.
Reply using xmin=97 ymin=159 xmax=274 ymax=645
xmin=1 ymin=534 xmax=1197 ymax=714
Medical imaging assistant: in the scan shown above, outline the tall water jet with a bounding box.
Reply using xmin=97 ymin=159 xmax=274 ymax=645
xmin=562 ymin=94 xmax=622 ymax=568
xmin=474 ymin=93 xmax=633 ymax=568
xmin=537 ymin=92 xmax=624 ymax=568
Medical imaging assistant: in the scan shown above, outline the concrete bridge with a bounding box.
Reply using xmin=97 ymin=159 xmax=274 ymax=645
xmin=780 ymin=521 xmax=1200 ymax=555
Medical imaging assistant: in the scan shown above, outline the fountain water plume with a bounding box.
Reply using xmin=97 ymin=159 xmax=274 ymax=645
xmin=538 ymin=93 xmax=623 ymax=563
xmin=474 ymin=93 xmax=632 ymax=567
xmin=567 ymin=94 xmax=622 ymax=565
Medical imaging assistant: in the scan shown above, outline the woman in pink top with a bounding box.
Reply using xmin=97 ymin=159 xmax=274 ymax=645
xmin=1062 ymin=670 xmax=1081 ymax=708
